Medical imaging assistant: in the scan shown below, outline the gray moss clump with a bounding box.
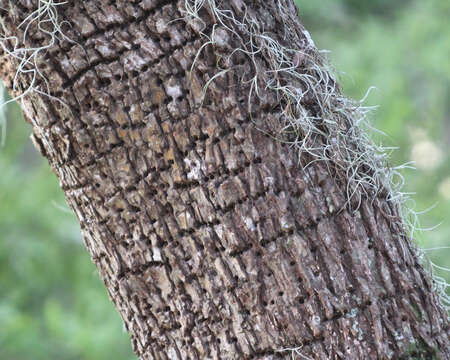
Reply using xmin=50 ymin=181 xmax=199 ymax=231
xmin=0 ymin=0 xmax=72 ymax=133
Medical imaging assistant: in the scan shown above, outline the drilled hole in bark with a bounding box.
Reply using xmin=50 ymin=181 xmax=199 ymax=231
xmin=298 ymin=297 xmax=305 ymax=304
xmin=290 ymin=261 xmax=295 ymax=266
xmin=278 ymin=291 xmax=284 ymax=297
xmin=100 ymin=78 xmax=111 ymax=87
xmin=236 ymin=57 xmax=246 ymax=65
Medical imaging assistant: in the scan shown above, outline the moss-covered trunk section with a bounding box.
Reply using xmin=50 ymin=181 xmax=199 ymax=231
xmin=0 ymin=1 xmax=448 ymax=359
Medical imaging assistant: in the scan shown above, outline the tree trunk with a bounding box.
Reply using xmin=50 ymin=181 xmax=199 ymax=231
xmin=0 ymin=1 xmax=448 ymax=359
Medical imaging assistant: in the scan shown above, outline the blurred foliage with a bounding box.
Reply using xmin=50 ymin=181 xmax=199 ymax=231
xmin=341 ymin=0 xmax=412 ymax=16
xmin=0 ymin=0 xmax=449 ymax=358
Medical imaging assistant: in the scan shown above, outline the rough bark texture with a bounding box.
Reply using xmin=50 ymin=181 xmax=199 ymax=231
xmin=0 ymin=1 xmax=449 ymax=359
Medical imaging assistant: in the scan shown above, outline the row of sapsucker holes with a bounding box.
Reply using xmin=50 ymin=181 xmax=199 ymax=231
xmin=99 ymin=152 xmax=330 ymax=255
xmin=67 ymin=29 xmax=247 ymax=120
xmin=64 ymin=56 xmax=275 ymax=169
xmin=228 ymin=213 xmax=371 ymax=311
xmin=61 ymin=28 xmax=198 ymax=93
xmin=79 ymin=16 xmax=210 ymax=90
xmin=109 ymin=218 xmax=409 ymax=354
xmin=147 ymin=207 xmax=412 ymax=323
xmin=88 ymin=125 xmax=251 ymax=194
xmin=71 ymin=149 xmax=334 ymax=249
xmin=85 ymin=121 xmax=253 ymax=195
xmin=65 ymin=53 xmax=230 ymax=165
xmin=85 ymin=0 xmax=181 ymax=40
xmin=71 ymin=0 xmax=184 ymax=58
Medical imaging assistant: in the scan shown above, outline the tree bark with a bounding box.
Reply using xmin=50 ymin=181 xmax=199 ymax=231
xmin=0 ymin=1 xmax=448 ymax=359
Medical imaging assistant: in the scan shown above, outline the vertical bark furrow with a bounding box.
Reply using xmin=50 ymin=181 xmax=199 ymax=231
xmin=0 ymin=0 xmax=448 ymax=359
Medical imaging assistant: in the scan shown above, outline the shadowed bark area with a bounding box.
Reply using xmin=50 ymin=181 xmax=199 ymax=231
xmin=0 ymin=1 xmax=448 ymax=359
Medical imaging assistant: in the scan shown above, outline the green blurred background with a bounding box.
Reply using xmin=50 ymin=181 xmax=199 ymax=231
xmin=0 ymin=0 xmax=448 ymax=358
